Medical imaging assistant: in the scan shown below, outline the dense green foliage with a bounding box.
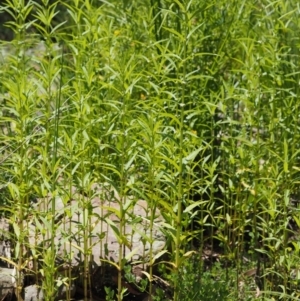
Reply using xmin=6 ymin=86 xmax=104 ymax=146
xmin=1 ymin=0 xmax=300 ymax=300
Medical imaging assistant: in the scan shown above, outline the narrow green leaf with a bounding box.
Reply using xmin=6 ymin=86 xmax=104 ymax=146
xmin=150 ymin=250 xmax=168 ymax=265
xmin=124 ymin=151 xmax=137 ymax=171
xmin=125 ymin=247 xmax=139 ymax=261
xmin=13 ymin=223 xmax=20 ymax=239
xmin=183 ymin=201 xmax=208 ymax=214
xmin=105 ymin=218 xmax=121 ymax=243
xmin=162 ymin=26 xmax=184 ymax=42
xmin=183 ymin=148 xmax=202 ymax=164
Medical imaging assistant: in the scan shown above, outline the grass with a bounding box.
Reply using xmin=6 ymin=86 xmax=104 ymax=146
xmin=0 ymin=0 xmax=300 ymax=300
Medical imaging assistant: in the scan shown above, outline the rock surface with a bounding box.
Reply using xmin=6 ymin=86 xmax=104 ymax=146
xmin=28 ymin=183 xmax=166 ymax=266
xmin=24 ymin=283 xmax=76 ymax=301
xmin=0 ymin=184 xmax=167 ymax=300
xmin=0 ymin=268 xmax=14 ymax=297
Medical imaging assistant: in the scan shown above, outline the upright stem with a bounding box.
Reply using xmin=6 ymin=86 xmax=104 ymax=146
xmin=118 ymin=104 xmax=126 ymax=301
xmin=174 ymin=2 xmax=187 ymax=300
xmin=11 ymin=2 xmax=31 ymax=300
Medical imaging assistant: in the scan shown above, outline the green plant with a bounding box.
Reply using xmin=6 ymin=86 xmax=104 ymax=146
xmin=175 ymin=256 xmax=230 ymax=301
xmin=105 ymin=286 xmax=116 ymax=301
xmin=0 ymin=0 xmax=300 ymax=301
